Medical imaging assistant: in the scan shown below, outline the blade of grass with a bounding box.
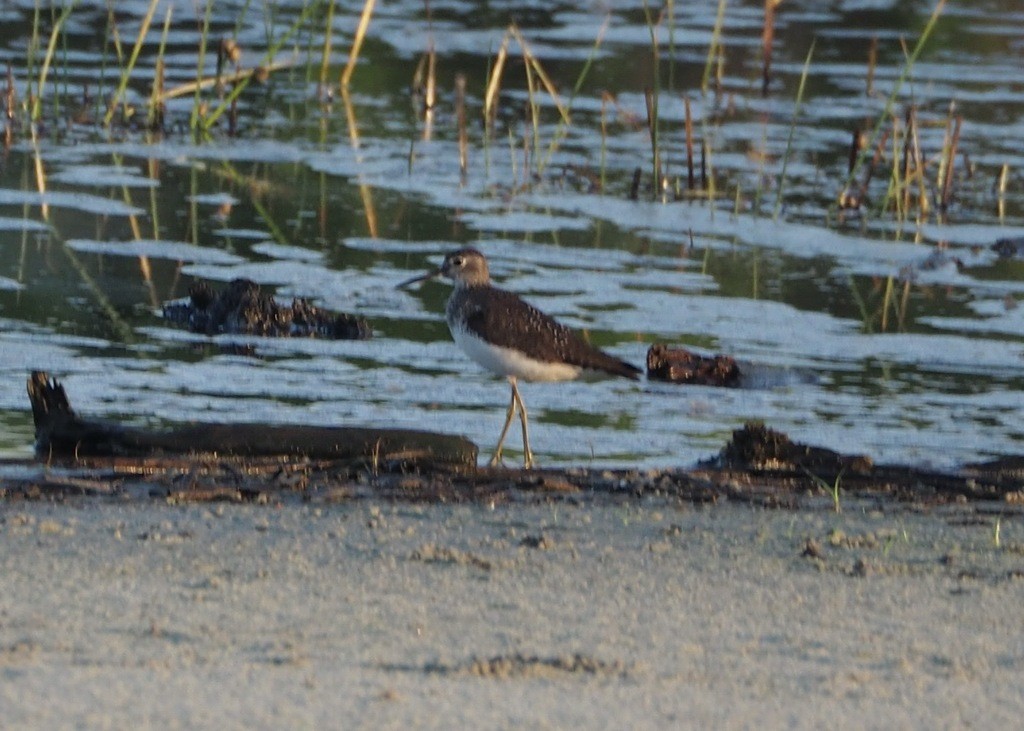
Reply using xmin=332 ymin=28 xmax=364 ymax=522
xmin=104 ymin=0 xmax=160 ymax=126
xmin=190 ymin=0 xmax=214 ymax=132
xmin=147 ymin=4 xmax=173 ymax=131
xmin=318 ymin=0 xmax=337 ymax=96
xmin=773 ymin=37 xmax=815 ymax=220
xmin=32 ymin=1 xmax=78 ymax=122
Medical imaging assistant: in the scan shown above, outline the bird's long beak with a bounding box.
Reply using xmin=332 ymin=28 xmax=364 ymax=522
xmin=396 ymin=267 xmax=441 ymax=290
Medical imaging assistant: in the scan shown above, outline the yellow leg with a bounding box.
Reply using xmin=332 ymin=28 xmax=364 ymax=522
xmin=511 ymin=379 xmax=535 ymax=469
xmin=489 ymin=380 xmax=518 ymax=466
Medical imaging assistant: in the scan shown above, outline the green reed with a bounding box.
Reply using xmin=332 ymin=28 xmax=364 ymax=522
xmin=104 ymin=0 xmax=159 ymax=126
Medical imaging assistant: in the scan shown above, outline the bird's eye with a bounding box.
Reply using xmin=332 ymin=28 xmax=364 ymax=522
xmin=452 ymin=256 xmax=464 ymax=267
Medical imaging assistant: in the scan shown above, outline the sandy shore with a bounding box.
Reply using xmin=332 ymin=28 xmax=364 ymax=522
xmin=1 ymin=496 xmax=1022 ymax=729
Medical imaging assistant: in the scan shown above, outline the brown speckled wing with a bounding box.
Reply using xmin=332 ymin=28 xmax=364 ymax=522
xmin=449 ymin=286 xmax=640 ymax=379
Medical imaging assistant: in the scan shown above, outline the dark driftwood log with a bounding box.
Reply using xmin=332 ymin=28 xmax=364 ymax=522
xmin=27 ymin=372 xmax=477 ymax=468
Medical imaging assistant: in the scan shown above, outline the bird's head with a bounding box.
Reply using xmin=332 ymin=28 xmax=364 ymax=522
xmin=397 ymin=247 xmax=491 ymax=289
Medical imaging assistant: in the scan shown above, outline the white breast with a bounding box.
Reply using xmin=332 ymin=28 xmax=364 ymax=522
xmin=450 ymin=325 xmax=581 ymax=382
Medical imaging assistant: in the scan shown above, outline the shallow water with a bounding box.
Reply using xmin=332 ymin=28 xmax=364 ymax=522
xmin=0 ymin=0 xmax=1022 ymax=467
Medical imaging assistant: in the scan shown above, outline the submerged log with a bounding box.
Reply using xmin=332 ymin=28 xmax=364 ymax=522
xmin=27 ymin=372 xmax=477 ymax=469
xmin=646 ymin=344 xmax=741 ymax=387
xmin=162 ymin=278 xmax=372 ymax=339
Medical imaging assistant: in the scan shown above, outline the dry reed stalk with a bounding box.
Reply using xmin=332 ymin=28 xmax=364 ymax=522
xmin=684 ymin=96 xmax=695 ymax=190
xmin=156 ymin=59 xmax=294 ymax=102
xmin=906 ymin=110 xmax=928 ymax=215
xmin=761 ymin=0 xmax=777 ymax=96
xmin=880 ymin=275 xmax=893 ymax=331
xmin=997 ymin=163 xmax=1009 ymax=219
xmin=483 ymin=34 xmax=509 ymax=127
xmin=846 ymin=127 xmax=862 ymax=173
xmin=419 ymin=44 xmax=436 ymax=142
xmin=318 ymin=0 xmax=336 ymax=98
xmin=839 ymin=128 xmax=864 ymax=208
xmin=866 ymin=36 xmax=878 ymax=96
xmin=216 ymin=39 xmax=241 ymax=97
xmin=509 ymin=25 xmax=570 ymax=124
xmin=701 ymin=139 xmax=708 ymax=190
xmin=4 ymin=65 xmax=14 ymax=148
xmin=456 ymin=73 xmax=467 ymax=184
xmin=701 ymin=0 xmax=727 ymax=96
xmin=856 ymin=126 xmax=891 ymax=207
xmin=108 ymin=7 xmax=125 ymax=66
xmin=888 ymin=116 xmax=904 ymax=220
xmin=897 ymin=277 xmax=911 ymax=330
xmin=940 ymin=113 xmax=962 ymax=211
xmin=147 ymin=4 xmax=173 ymax=132
xmin=4 ymin=64 xmax=13 ymax=120
xmin=600 ymin=91 xmax=611 ymax=192
xmin=900 ymin=107 xmax=913 ymax=214
xmin=341 ymin=0 xmax=376 ymax=88
xmin=137 ymin=253 xmax=157 ymax=307
xmin=424 ymin=41 xmax=436 ymax=111
xmin=704 ymin=139 xmax=716 ymax=203
xmin=644 ymin=88 xmax=662 ymax=194
xmin=412 ymin=53 xmax=426 ymax=93
xmin=146 ymin=157 xmax=161 ymax=236
xmin=423 ymin=0 xmax=435 ymax=112
xmin=522 ymin=47 xmax=540 ymax=176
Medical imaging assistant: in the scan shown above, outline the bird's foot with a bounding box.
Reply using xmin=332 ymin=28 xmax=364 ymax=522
xmin=489 ymin=449 xmax=536 ymax=469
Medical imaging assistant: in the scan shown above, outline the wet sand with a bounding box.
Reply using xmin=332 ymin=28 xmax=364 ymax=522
xmin=1 ymin=497 xmax=1022 ymax=729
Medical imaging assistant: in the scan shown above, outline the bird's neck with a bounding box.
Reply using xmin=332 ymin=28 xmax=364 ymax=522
xmin=452 ymin=279 xmax=490 ymax=289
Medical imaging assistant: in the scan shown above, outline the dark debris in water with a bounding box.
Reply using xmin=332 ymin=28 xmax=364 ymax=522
xmin=646 ymin=343 xmax=741 ymax=387
xmin=992 ymin=236 xmax=1024 ymax=259
xmin=161 ymin=278 xmax=372 ymax=340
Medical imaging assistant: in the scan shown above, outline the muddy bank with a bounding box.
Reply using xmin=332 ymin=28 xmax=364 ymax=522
xmin=1 ymin=496 xmax=1022 ymax=729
